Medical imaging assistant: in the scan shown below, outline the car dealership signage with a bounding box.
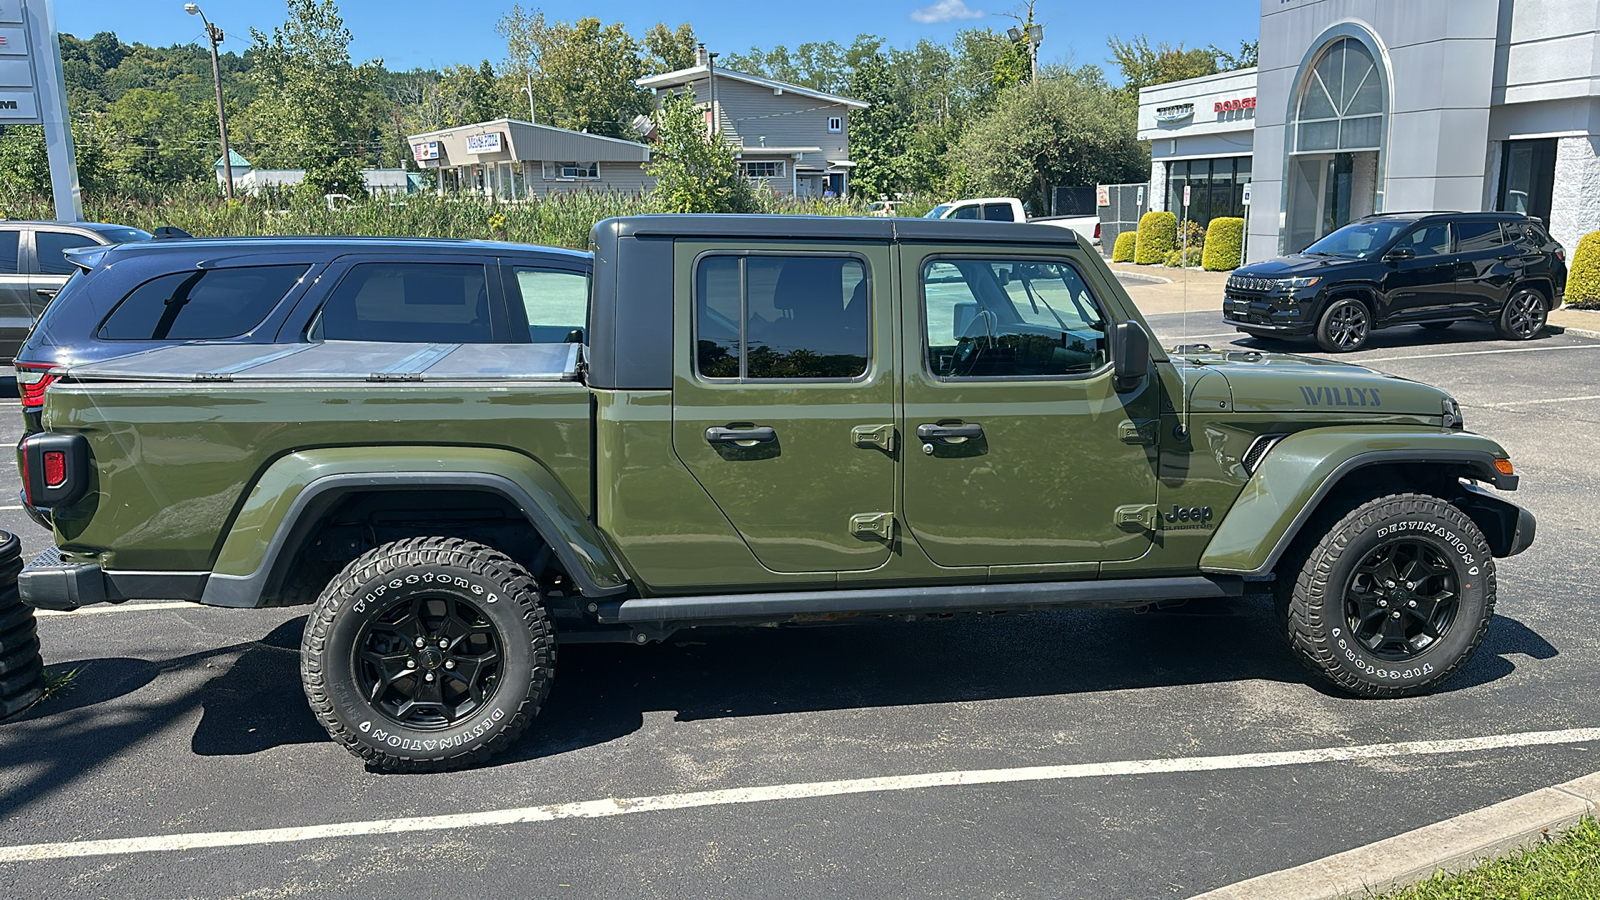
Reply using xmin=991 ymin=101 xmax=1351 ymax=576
xmin=0 ymin=0 xmax=80 ymax=220
xmin=1215 ymin=96 xmax=1256 ymax=113
xmin=1154 ymin=102 xmax=1195 ymax=123
xmin=465 ymin=132 xmax=503 ymax=155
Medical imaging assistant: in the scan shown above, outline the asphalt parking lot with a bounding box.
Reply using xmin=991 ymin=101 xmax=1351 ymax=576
xmin=2 ymin=308 xmax=1599 ymax=898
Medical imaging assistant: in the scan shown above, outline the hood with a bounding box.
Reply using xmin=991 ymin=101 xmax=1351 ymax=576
xmin=1170 ymin=348 xmax=1449 ymax=418
xmin=1234 ymin=254 xmax=1348 ymax=278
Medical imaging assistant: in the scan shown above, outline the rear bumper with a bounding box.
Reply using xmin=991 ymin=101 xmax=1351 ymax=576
xmin=18 ymin=546 xmax=208 ymax=611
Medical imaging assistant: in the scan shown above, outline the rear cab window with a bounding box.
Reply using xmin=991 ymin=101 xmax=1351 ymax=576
xmin=310 ymin=262 xmax=499 ymax=343
xmin=99 ymin=266 xmax=311 ymax=340
xmin=508 ymin=267 xmax=589 ymax=343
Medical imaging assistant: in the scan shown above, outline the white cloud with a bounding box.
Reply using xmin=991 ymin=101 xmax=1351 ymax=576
xmin=910 ymin=0 xmax=985 ymax=24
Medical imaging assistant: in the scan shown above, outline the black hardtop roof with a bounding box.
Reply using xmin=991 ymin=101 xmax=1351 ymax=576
xmin=90 ymin=234 xmax=590 ymax=261
xmin=595 ymin=214 xmax=1082 ymax=245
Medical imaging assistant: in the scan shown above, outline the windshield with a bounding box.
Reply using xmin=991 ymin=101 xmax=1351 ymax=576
xmin=924 ymin=204 xmax=952 ymax=219
xmin=1302 ymin=220 xmax=1411 ymax=259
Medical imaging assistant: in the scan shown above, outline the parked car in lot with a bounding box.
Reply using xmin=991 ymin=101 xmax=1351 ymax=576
xmin=1224 ymin=211 xmax=1567 ymax=352
xmin=924 ymin=197 xmax=1102 ymax=246
xmin=13 ymin=235 xmax=592 ymax=430
xmin=0 ymin=220 xmax=153 ymax=363
xmin=15 ymin=215 xmax=1533 ymax=772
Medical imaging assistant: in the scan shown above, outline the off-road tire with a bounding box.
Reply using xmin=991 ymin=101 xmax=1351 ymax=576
xmin=1496 ymin=288 xmax=1548 ymax=341
xmin=1280 ymin=493 xmax=1494 ymax=697
xmin=301 ymin=537 xmax=555 ymax=772
xmin=0 ymin=532 xmax=43 ymax=718
xmin=1315 ymin=298 xmax=1372 ymax=353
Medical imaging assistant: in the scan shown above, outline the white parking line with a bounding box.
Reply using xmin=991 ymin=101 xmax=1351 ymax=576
xmin=0 ymin=505 xmax=24 ymax=511
xmin=1361 ymin=343 xmax=1600 ymax=363
xmin=1 ymin=726 xmax=1596 ymax=863
xmin=33 ymin=601 xmax=196 ymax=617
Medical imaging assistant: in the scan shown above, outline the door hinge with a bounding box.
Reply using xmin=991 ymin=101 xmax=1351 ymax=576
xmin=1119 ymin=420 xmax=1158 ymax=445
xmin=1115 ymin=504 xmax=1157 ymax=532
xmin=851 ymin=424 xmax=896 ymax=452
xmin=850 ymin=512 xmax=895 ymax=540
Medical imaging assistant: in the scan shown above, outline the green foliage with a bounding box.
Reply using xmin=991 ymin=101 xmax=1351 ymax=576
xmin=1202 ymin=217 xmax=1245 ymax=271
xmin=644 ymin=90 xmax=757 ymax=214
xmin=497 ymin=6 xmax=650 ymax=138
xmin=0 ymin=120 xmax=118 ymax=195
xmin=1111 ymin=231 xmax=1137 ymax=263
xmin=297 ymin=157 xmax=368 ymax=204
xmin=642 ymin=23 xmax=698 ymax=75
xmin=1108 ymin=35 xmax=1220 ymax=96
xmin=1568 ymin=231 xmax=1600 ymax=309
xmin=721 ymin=34 xmax=884 ymax=95
xmin=844 ymin=55 xmax=904 ymax=199
xmin=1375 ymin=817 xmax=1600 ymax=900
xmin=1134 ymin=211 xmax=1177 ymax=265
xmin=949 ymin=73 xmax=1149 ymax=212
xmin=1164 ymin=246 xmax=1203 ymax=268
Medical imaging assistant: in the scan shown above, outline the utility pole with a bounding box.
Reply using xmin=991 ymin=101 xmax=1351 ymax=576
xmin=708 ymin=50 xmax=719 ymax=135
xmin=185 ymin=3 xmax=234 ymax=199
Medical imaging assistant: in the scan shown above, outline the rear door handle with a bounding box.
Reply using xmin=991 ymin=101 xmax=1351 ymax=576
xmin=916 ymin=422 xmax=984 ymax=441
xmin=706 ymin=426 xmax=777 ymax=444
xmin=34 ymin=289 xmax=57 ymax=299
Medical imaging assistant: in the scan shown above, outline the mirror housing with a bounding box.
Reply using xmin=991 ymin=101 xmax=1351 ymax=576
xmin=1112 ymin=321 xmax=1150 ymax=393
xmin=1383 ymin=247 xmax=1416 ymax=263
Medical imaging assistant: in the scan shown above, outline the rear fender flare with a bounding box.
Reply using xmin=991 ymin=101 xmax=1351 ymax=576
xmin=1199 ymin=428 xmax=1518 ymax=577
xmin=202 ymin=447 xmax=627 ymax=608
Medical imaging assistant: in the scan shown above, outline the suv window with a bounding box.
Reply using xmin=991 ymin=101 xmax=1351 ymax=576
xmin=99 ymin=266 xmax=310 ymax=341
xmin=314 ymin=262 xmax=492 ymax=343
xmin=694 ymin=254 xmax=869 ymax=380
xmin=35 ymin=231 xmax=101 ymax=276
xmin=924 ymin=258 xmax=1107 ymax=379
xmin=982 ymin=203 xmax=1016 ymax=222
xmin=511 ymin=267 xmax=588 ymax=343
xmin=1394 ymin=223 xmax=1451 ymax=257
xmin=0 ymin=231 xmax=18 ymax=275
xmin=1455 ymin=221 xmax=1503 ymax=253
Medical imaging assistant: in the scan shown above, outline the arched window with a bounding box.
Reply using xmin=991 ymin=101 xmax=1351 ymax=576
xmin=1293 ymin=38 xmax=1384 ymax=153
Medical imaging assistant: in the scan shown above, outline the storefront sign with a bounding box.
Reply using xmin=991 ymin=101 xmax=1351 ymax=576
xmin=1215 ymin=96 xmax=1256 ymax=113
xmin=411 ymin=140 xmax=439 ymax=161
xmin=4 ymin=0 xmax=79 ymax=221
xmin=465 ymin=132 xmax=503 ymax=155
xmin=1155 ymin=103 xmax=1194 ymax=123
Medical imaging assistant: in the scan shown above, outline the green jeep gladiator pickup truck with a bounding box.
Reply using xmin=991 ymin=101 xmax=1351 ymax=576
xmin=14 ymin=215 xmax=1534 ymax=771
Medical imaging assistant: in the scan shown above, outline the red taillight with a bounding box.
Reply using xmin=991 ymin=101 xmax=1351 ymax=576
xmin=1094 ymin=223 xmax=1102 ymax=239
xmin=43 ymin=450 xmax=66 ymax=488
xmin=15 ymin=364 xmax=57 ymax=410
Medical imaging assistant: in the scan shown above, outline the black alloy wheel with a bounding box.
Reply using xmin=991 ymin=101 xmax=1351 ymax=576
xmin=354 ymin=594 xmax=504 ymax=729
xmin=1497 ymin=288 xmax=1547 ymax=341
xmin=1342 ymin=539 xmax=1459 ymax=661
xmin=1316 ymin=299 xmax=1371 ymax=353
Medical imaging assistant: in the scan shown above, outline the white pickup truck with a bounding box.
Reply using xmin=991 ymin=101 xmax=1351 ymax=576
xmin=923 ymin=197 xmax=1101 ymax=247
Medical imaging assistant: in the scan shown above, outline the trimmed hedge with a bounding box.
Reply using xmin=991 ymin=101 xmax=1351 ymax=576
xmin=1568 ymin=231 xmax=1600 ymax=309
xmin=1112 ymin=230 xmax=1137 ymax=262
xmin=1134 ymin=211 xmax=1177 ymax=265
xmin=1202 ymin=217 xmax=1245 ymax=271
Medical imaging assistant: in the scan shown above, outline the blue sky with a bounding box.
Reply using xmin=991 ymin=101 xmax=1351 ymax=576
xmin=61 ymin=0 xmax=1259 ymax=82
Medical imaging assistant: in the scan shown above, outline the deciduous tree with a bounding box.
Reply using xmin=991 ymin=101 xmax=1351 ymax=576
xmin=645 ymin=90 xmax=755 ymax=214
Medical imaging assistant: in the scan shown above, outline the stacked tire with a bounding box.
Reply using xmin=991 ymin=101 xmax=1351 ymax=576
xmin=0 ymin=533 xmax=42 ymax=718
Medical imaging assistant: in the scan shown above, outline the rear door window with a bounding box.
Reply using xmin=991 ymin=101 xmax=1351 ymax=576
xmin=35 ymin=231 xmax=101 ymax=276
xmin=0 ymin=231 xmax=18 ymax=275
xmin=950 ymin=205 xmax=980 ymax=220
xmin=509 ymin=267 xmax=588 ymax=343
xmin=313 ymin=262 xmax=495 ymax=343
xmin=1454 ymin=221 xmax=1503 ymax=253
xmin=99 ymin=265 xmax=310 ymax=340
xmin=981 ymin=203 xmax=1016 ymax=222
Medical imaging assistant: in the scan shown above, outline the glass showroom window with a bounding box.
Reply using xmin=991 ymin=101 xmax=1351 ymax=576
xmin=1293 ymin=38 xmax=1384 ymax=153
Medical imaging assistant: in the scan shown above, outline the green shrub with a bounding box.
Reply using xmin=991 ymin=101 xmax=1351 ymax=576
xmin=1179 ymin=219 xmax=1206 ymax=250
xmin=1164 ymin=246 xmax=1203 ymax=268
xmin=1134 ymin=211 xmax=1177 ymax=265
xmin=1568 ymin=231 xmax=1600 ymax=309
xmin=1202 ymin=216 xmax=1245 ymax=271
xmin=1111 ymin=231 xmax=1137 ymax=262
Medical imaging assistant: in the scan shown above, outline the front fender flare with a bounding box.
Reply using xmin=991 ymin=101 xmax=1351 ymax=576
xmin=1199 ymin=428 xmax=1517 ymax=577
xmin=201 ymin=446 xmax=627 ymax=607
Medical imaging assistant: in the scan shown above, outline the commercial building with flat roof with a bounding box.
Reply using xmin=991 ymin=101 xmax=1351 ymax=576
xmin=407 ymin=118 xmax=652 ymax=201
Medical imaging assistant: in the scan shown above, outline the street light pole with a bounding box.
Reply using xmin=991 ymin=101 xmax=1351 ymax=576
xmin=186 ymin=3 xmax=234 ymax=200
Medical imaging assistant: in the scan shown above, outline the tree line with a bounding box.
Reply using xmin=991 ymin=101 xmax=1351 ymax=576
xmin=0 ymin=0 xmax=1254 ymax=211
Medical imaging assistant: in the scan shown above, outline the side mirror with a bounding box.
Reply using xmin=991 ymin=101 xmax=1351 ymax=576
xmin=1112 ymin=321 xmax=1150 ymax=393
xmin=1384 ymin=247 xmax=1416 ymax=263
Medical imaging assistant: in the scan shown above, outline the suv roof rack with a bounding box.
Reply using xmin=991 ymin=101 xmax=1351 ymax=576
xmin=153 ymin=226 xmax=193 ymax=239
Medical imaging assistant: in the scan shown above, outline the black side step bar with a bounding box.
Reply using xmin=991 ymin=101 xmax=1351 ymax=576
xmin=597 ymin=576 xmax=1244 ymax=626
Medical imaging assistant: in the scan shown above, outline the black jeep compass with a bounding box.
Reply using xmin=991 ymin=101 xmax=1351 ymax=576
xmin=1224 ymin=212 xmax=1567 ymax=352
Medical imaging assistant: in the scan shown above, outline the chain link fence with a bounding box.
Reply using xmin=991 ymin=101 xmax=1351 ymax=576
xmin=1098 ymin=183 xmax=1150 ymax=254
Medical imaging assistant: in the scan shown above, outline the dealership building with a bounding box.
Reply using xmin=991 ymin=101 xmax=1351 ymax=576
xmin=1138 ymin=0 xmax=1600 ymax=262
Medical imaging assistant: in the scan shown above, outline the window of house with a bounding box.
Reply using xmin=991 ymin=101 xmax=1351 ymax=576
xmin=35 ymin=231 xmax=101 ymax=276
xmin=827 ymin=116 xmax=843 ymax=133
xmin=695 ymin=254 xmax=869 ymax=381
xmin=740 ymin=160 xmax=785 ymax=179
xmin=542 ymin=161 xmax=599 ymax=180
xmin=512 ymin=267 xmax=590 ymax=343
xmin=98 ymin=265 xmax=309 ymax=341
xmin=923 ymin=259 xmax=1108 ymax=379
xmin=311 ymin=262 xmax=493 ymax=343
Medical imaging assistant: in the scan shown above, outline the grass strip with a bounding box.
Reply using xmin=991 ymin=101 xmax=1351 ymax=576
xmin=1374 ymin=816 xmax=1600 ymax=899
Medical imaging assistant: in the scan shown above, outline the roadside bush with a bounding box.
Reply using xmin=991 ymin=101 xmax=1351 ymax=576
xmin=1202 ymin=216 xmax=1245 ymax=271
xmin=1134 ymin=211 xmax=1177 ymax=265
xmin=1568 ymin=230 xmax=1600 ymax=309
xmin=1111 ymin=231 xmax=1137 ymax=262
xmin=1180 ymin=219 xmax=1206 ymax=250
xmin=1163 ymin=246 xmax=1204 ymax=268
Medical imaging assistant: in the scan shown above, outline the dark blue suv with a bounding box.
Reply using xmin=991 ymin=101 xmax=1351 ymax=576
xmin=15 ymin=236 xmax=592 ymax=428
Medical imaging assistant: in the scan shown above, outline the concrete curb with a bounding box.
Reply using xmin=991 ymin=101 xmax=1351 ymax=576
xmin=1111 ymin=269 xmax=1173 ymax=285
xmin=1551 ymin=325 xmax=1600 ymax=341
xmin=1191 ymin=771 xmax=1600 ymax=899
